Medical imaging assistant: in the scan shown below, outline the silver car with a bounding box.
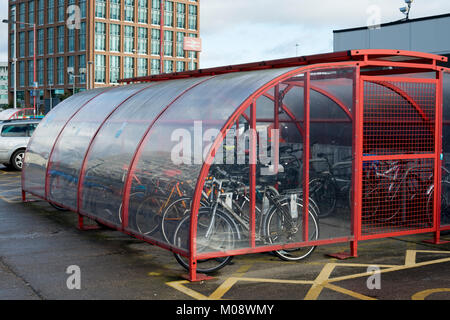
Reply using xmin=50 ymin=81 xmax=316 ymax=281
xmin=0 ymin=119 xmax=41 ymax=170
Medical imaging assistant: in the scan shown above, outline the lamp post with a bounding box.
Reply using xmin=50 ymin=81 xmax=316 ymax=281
xmin=3 ymin=19 xmax=37 ymax=115
xmin=87 ymin=61 xmax=93 ymax=90
xmin=48 ymin=83 xmax=53 ymax=110
xmin=67 ymin=67 xmax=86 ymax=95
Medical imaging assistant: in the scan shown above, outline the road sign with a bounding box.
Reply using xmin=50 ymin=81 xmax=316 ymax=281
xmin=183 ymin=37 xmax=202 ymax=52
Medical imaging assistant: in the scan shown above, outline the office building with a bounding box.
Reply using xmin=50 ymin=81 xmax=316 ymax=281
xmin=7 ymin=0 xmax=200 ymax=111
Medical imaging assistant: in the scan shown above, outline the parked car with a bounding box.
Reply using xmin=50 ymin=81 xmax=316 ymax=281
xmin=0 ymin=118 xmax=41 ymax=170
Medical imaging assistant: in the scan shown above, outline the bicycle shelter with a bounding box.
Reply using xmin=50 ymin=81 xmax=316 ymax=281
xmin=21 ymin=50 xmax=450 ymax=281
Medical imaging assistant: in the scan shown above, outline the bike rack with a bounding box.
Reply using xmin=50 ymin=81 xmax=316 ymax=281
xmin=21 ymin=50 xmax=450 ymax=281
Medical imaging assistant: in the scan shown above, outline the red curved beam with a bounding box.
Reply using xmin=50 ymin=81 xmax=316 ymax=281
xmin=76 ymin=83 xmax=157 ymax=213
xmin=44 ymin=88 xmax=113 ymax=201
xmin=368 ymin=80 xmax=430 ymax=122
xmin=121 ymin=76 xmax=217 ymax=231
xmin=188 ymin=63 xmax=359 ymax=280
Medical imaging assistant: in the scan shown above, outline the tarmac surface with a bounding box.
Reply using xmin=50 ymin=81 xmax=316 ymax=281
xmin=0 ymin=166 xmax=449 ymax=300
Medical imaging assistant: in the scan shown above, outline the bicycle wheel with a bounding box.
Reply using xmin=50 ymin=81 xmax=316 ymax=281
xmin=264 ymin=198 xmax=319 ymax=261
xmin=172 ymin=208 xmax=239 ymax=274
xmin=161 ymin=197 xmax=207 ymax=243
xmin=119 ymin=191 xmax=146 ymax=229
xmin=309 ymin=176 xmax=337 ymax=218
xmin=134 ymin=195 xmax=166 ymax=236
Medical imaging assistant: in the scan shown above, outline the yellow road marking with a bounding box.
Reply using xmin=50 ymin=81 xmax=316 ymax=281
xmin=411 ymin=288 xmax=450 ymax=300
xmin=166 ymin=249 xmax=450 ymax=300
xmin=324 ymin=283 xmax=377 ymax=300
xmin=304 ymin=263 xmax=336 ymax=300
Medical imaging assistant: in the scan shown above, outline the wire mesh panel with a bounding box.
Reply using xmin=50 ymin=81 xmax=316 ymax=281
xmin=361 ymin=79 xmax=437 ymax=238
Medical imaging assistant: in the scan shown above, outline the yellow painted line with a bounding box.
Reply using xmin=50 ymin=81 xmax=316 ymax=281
xmin=328 ymin=256 xmax=450 ymax=283
xmin=208 ymin=277 xmax=239 ymax=300
xmin=231 ymin=277 xmax=313 ymax=285
xmin=411 ymin=288 xmax=450 ymax=300
xmin=324 ymin=283 xmax=377 ymax=300
xmin=404 ymin=250 xmax=417 ymax=266
xmin=304 ymin=263 xmax=336 ymax=300
xmin=0 ymin=195 xmax=22 ymax=203
xmin=166 ymin=280 xmax=210 ymax=300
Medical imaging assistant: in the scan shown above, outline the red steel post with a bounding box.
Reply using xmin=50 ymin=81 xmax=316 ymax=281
xmin=302 ymin=72 xmax=310 ymax=241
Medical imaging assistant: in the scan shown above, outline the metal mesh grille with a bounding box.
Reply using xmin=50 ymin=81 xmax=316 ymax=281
xmin=361 ymin=80 xmax=436 ymax=237
xmin=363 ymin=81 xmax=436 ymax=156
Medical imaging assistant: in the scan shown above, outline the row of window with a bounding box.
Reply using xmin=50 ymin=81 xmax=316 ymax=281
xmin=95 ymin=0 xmax=198 ymax=30
xmin=10 ymin=0 xmax=87 ymax=30
xmin=11 ymin=55 xmax=86 ymax=88
xmin=95 ymin=55 xmax=197 ymax=83
xmin=95 ymin=23 xmax=197 ymax=58
xmin=11 ymin=24 xmax=86 ymax=58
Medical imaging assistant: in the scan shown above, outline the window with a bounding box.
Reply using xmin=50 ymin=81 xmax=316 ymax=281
xmin=138 ymin=0 xmax=148 ymax=23
xmin=163 ymin=60 xmax=173 ymax=73
xmin=164 ymin=1 xmax=173 ymax=27
xmin=57 ymin=0 xmax=64 ymax=22
xmin=28 ymin=0 xmax=34 ymax=24
xmin=176 ymin=32 xmax=184 ymax=57
xmin=9 ymin=5 xmax=16 ymax=32
xmin=57 ymin=26 xmax=64 ymax=53
xmin=37 ymin=59 xmax=44 ymax=85
xmin=57 ymin=56 xmax=64 ymax=84
xmin=47 ymin=58 xmax=54 ymax=85
xmin=19 ymin=61 xmax=25 ymax=87
xmin=47 ymin=27 xmax=54 ymax=54
xmin=79 ymin=0 xmax=86 ymax=18
xmin=37 ymin=29 xmax=44 ymax=55
xmin=67 ymin=56 xmax=74 ymax=84
xmin=176 ymin=3 xmax=185 ymax=28
xmin=94 ymin=54 xmax=105 ymax=83
xmin=19 ymin=3 xmax=25 ymax=29
xmin=124 ymin=26 xmax=134 ymax=53
xmin=123 ymin=57 xmax=134 ymax=79
xmin=110 ymin=0 xmax=120 ymax=20
xmin=109 ymin=24 xmax=120 ymax=52
xmin=1 ymin=125 xmax=28 ymax=137
xmin=110 ymin=56 xmax=120 ymax=83
xmin=151 ymin=29 xmax=160 ymax=55
xmin=19 ymin=32 xmax=25 ymax=58
xmin=37 ymin=0 xmax=44 ymax=25
xmin=124 ymin=0 xmax=134 ymax=22
xmin=151 ymin=0 xmax=160 ymax=25
xmin=188 ymin=5 xmax=197 ymax=30
xmin=28 ymin=60 xmax=34 ymax=86
xmin=137 ymin=27 xmax=148 ymax=54
xmin=28 ymin=31 xmax=34 ymax=57
xmin=68 ymin=28 xmax=75 ymax=52
xmin=164 ymin=30 xmax=173 ymax=56
xmin=78 ymin=55 xmax=86 ymax=83
xmin=47 ymin=0 xmax=54 ymax=23
xmin=95 ymin=22 xmax=106 ymax=51
xmin=176 ymin=61 xmax=184 ymax=72
xmin=95 ymin=0 xmax=106 ymax=18
xmin=79 ymin=22 xmax=86 ymax=51
xmin=137 ymin=58 xmax=147 ymax=76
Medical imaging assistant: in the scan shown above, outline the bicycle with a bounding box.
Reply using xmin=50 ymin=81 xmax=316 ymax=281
xmin=172 ymin=166 xmax=320 ymax=273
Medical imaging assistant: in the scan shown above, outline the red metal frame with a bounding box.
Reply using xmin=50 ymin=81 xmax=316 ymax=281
xmin=22 ymin=50 xmax=450 ymax=282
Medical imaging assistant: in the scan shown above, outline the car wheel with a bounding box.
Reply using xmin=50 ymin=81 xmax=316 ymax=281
xmin=11 ymin=149 xmax=25 ymax=171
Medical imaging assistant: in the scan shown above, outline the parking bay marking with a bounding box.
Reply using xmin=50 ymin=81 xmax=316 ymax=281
xmin=166 ymin=249 xmax=450 ymax=300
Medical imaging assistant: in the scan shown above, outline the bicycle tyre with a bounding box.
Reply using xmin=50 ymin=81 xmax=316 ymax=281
xmin=264 ymin=198 xmax=319 ymax=261
xmin=172 ymin=208 xmax=239 ymax=274
xmin=309 ymin=176 xmax=337 ymax=218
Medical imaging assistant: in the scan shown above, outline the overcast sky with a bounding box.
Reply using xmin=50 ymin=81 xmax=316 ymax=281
xmin=1 ymin=0 xmax=449 ymax=68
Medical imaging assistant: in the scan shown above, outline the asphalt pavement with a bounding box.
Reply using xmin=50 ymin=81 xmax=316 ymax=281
xmin=0 ymin=166 xmax=449 ymax=300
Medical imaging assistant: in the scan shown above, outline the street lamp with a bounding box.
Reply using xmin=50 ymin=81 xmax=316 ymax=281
xmin=3 ymin=19 xmax=37 ymax=116
xmin=48 ymin=83 xmax=53 ymax=110
xmin=67 ymin=67 xmax=86 ymax=95
xmin=2 ymin=19 xmax=17 ymax=109
xmin=400 ymin=0 xmax=414 ymax=20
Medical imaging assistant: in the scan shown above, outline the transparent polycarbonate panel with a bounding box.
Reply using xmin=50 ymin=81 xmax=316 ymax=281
xmin=128 ymin=67 xmax=298 ymax=251
xmin=23 ymin=88 xmax=108 ymax=197
xmin=47 ymin=84 xmax=149 ymax=210
xmin=80 ymin=78 xmax=210 ymax=227
xmin=309 ymin=68 xmax=355 ymax=241
xmin=442 ymin=71 xmax=450 ymax=226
